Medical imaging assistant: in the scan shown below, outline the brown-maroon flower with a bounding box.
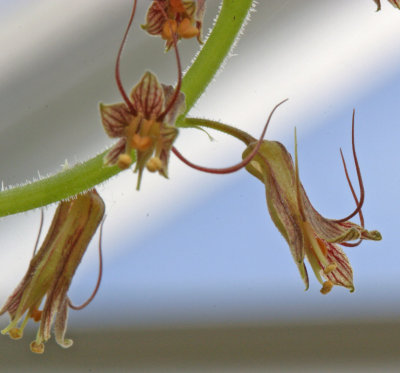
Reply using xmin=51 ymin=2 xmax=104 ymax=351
xmin=142 ymin=0 xmax=206 ymax=50
xmin=0 ymin=190 xmax=105 ymax=353
xmin=242 ymin=116 xmax=381 ymax=293
xmin=100 ymin=71 xmax=185 ymax=189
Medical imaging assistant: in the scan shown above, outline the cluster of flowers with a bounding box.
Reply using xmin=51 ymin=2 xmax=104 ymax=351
xmin=0 ymin=0 xmax=208 ymax=355
xmin=0 ymin=0 xmax=385 ymax=354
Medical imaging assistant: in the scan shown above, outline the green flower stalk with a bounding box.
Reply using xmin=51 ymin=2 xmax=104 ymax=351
xmin=186 ymin=108 xmax=382 ymax=293
xmin=0 ymin=0 xmax=254 ymax=217
xmin=243 ymin=138 xmax=381 ymax=293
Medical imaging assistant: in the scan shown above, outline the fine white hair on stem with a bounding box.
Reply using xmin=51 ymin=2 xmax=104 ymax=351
xmin=184 ymin=0 xmax=258 ymax=81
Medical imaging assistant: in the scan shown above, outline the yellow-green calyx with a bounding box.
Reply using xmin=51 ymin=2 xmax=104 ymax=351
xmin=0 ymin=190 xmax=105 ymax=353
xmin=243 ymin=139 xmax=381 ymax=293
xmin=100 ymin=72 xmax=184 ymax=190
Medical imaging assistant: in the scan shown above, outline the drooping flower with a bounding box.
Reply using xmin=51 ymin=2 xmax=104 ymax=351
xmin=242 ymin=122 xmax=381 ymax=293
xmin=142 ymin=0 xmax=206 ymax=50
xmin=0 ymin=190 xmax=105 ymax=353
xmin=373 ymin=0 xmax=400 ymax=10
xmin=100 ymin=71 xmax=185 ymax=189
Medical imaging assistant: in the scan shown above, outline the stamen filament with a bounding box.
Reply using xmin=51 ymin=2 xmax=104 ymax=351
xmin=19 ymin=313 xmax=30 ymax=332
xmin=323 ymin=263 xmax=337 ymax=274
xmin=1 ymin=318 xmax=19 ymax=335
xmin=303 ymin=221 xmax=330 ymax=268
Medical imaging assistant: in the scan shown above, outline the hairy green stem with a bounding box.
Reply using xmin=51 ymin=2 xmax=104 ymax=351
xmin=183 ymin=118 xmax=256 ymax=145
xmin=0 ymin=0 xmax=254 ymax=217
xmin=178 ymin=0 xmax=254 ymax=119
xmin=0 ymin=153 xmax=120 ymax=217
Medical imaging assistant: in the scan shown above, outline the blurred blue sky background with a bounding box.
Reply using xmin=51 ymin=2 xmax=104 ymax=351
xmin=85 ymin=71 xmax=400 ymax=328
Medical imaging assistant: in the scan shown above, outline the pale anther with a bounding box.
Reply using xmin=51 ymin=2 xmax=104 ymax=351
xmin=146 ymin=157 xmax=163 ymax=172
xmin=9 ymin=328 xmax=22 ymax=340
xmin=320 ymin=280 xmax=334 ymax=295
xmin=30 ymin=341 xmax=45 ymax=354
xmin=117 ymin=154 xmax=133 ymax=170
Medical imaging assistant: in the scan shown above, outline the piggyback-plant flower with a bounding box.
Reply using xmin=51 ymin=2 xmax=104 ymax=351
xmin=242 ymin=113 xmax=381 ymax=293
xmin=100 ymin=71 xmax=185 ymax=190
xmin=142 ymin=0 xmax=206 ymax=50
xmin=101 ymin=0 xmax=187 ymax=190
xmin=0 ymin=190 xmax=105 ymax=353
xmin=182 ymin=104 xmax=382 ymax=294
